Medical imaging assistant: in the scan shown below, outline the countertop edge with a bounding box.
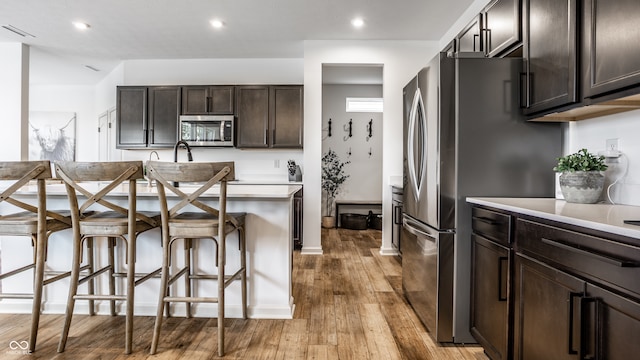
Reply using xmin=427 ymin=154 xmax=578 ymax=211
xmin=467 ymin=197 xmax=640 ymax=239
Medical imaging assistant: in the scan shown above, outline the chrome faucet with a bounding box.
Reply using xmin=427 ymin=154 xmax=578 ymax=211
xmin=173 ymin=141 xmax=193 ymax=187
xmin=149 ymin=150 xmax=160 ymax=161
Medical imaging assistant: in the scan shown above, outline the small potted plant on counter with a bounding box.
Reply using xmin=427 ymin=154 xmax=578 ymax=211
xmin=321 ymin=149 xmax=350 ymax=228
xmin=554 ymin=148 xmax=607 ymax=203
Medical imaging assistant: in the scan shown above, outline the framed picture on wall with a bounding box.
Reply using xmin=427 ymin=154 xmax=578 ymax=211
xmin=28 ymin=111 xmax=76 ymax=162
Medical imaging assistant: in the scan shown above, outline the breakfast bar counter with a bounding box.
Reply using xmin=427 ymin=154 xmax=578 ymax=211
xmin=0 ymin=182 xmax=302 ymax=319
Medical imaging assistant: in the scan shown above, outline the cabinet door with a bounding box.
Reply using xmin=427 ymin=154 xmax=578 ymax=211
xmin=270 ymin=86 xmax=303 ymax=148
xmin=457 ymin=15 xmax=483 ymax=52
xmin=182 ymin=86 xmax=234 ymax=115
xmin=236 ymin=86 xmax=270 ymax=148
xmin=522 ymin=0 xmax=578 ymax=115
xmin=208 ymin=86 xmax=235 ymax=114
xmin=116 ymin=86 xmax=147 ymax=149
xmin=148 ymin=86 xmax=180 ymax=148
xmin=484 ymin=0 xmax=521 ymax=57
xmin=471 ymin=235 xmax=510 ymax=360
xmin=514 ymin=254 xmax=583 ymax=360
xmin=583 ymin=0 xmax=640 ymax=98
xmin=584 ymin=284 xmax=640 ymax=360
xmin=182 ymin=86 xmax=208 ymax=115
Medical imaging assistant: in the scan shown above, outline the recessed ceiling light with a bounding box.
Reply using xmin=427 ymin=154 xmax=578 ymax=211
xmin=73 ymin=22 xmax=90 ymax=30
xmin=210 ymin=19 xmax=224 ymax=29
xmin=351 ymin=17 xmax=364 ymax=28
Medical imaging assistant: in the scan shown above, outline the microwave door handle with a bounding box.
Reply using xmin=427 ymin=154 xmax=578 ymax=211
xmin=220 ymin=121 xmax=225 ymax=141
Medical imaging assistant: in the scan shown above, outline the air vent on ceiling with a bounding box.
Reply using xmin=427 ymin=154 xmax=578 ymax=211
xmin=1 ymin=24 xmax=35 ymax=38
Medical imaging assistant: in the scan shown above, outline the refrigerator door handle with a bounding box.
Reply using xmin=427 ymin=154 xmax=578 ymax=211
xmin=407 ymin=87 xmax=427 ymax=202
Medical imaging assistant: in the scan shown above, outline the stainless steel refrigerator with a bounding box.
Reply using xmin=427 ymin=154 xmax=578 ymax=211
xmin=402 ymin=52 xmax=561 ymax=343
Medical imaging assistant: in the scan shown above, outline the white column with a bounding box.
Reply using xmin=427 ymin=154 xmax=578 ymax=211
xmin=0 ymin=43 xmax=29 ymax=160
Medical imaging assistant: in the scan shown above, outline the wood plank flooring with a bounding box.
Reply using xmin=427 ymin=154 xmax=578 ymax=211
xmin=0 ymin=228 xmax=487 ymax=359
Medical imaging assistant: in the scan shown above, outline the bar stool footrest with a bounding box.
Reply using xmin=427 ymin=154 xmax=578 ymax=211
xmin=164 ymin=296 xmax=219 ymax=304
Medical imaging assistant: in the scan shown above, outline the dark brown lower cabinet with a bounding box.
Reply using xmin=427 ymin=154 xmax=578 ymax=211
xmin=471 ymin=234 xmax=510 ymax=360
xmin=583 ymin=284 xmax=640 ymax=359
xmin=514 ymin=254 xmax=584 ymax=360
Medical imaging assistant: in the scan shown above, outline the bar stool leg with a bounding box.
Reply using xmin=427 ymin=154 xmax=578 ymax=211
xmin=218 ymin=234 xmax=226 ymax=357
xmin=58 ymin=232 xmax=83 ymax=353
xmin=86 ymin=237 xmax=96 ymax=316
xmin=108 ymin=237 xmax=116 ymax=316
xmin=239 ymin=227 xmax=247 ymax=319
xmin=125 ymin=237 xmax=135 ymax=354
xmin=29 ymin=234 xmax=46 ymax=352
xmin=150 ymin=234 xmax=171 ymax=355
xmin=185 ymin=238 xmax=192 ymax=318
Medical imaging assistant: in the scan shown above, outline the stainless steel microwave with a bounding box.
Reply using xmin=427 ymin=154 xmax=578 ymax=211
xmin=179 ymin=115 xmax=235 ymax=147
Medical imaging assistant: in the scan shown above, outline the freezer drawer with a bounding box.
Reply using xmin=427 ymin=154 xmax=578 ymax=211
xmin=401 ymin=216 xmax=454 ymax=342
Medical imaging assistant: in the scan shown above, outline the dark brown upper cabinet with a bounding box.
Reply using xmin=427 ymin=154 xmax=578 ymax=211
xmin=182 ymin=85 xmax=234 ymax=115
xmin=456 ymin=15 xmax=483 ymax=53
xmin=582 ymin=0 xmax=640 ymax=99
xmin=116 ymin=86 xmax=180 ymax=149
xmin=483 ymin=0 xmax=522 ymax=57
xmin=522 ymin=0 xmax=579 ymax=115
xmin=236 ymin=85 xmax=303 ymax=149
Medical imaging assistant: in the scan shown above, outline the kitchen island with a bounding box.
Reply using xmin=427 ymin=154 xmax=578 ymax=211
xmin=0 ymin=182 xmax=302 ymax=320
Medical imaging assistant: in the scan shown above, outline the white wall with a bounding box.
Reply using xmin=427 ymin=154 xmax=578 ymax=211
xmin=567 ymin=110 xmax=640 ymax=206
xmin=0 ymin=43 xmax=29 ymax=161
xmin=303 ymin=40 xmax=439 ymax=255
xmin=321 ymin=84 xmax=383 ymax=215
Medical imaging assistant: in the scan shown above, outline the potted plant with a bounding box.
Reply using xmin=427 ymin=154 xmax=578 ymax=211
xmin=321 ymin=149 xmax=350 ymax=228
xmin=554 ymin=148 xmax=608 ymax=203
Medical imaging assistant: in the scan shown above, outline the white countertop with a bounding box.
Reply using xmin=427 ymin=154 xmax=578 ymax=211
xmin=17 ymin=182 xmax=302 ymax=200
xmin=467 ymin=197 xmax=640 ymax=239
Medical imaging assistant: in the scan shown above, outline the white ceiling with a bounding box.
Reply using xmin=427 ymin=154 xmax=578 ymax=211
xmin=0 ymin=0 xmax=475 ymax=85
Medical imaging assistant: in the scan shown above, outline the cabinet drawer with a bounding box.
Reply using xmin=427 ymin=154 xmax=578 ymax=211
xmin=516 ymin=218 xmax=640 ymax=299
xmin=472 ymin=207 xmax=512 ymax=246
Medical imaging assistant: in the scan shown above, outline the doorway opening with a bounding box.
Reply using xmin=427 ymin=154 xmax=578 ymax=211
xmin=321 ymin=63 xmax=383 ymax=230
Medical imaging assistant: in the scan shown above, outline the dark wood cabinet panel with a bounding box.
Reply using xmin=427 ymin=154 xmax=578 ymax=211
xmin=116 ymin=86 xmax=180 ymax=149
xmin=235 ymin=86 xmax=270 ymax=148
xmin=522 ymin=0 xmax=578 ymax=115
xmin=471 ymin=234 xmax=510 ymax=360
xmin=513 ymin=254 xmax=584 ymax=360
xmin=457 ymin=15 xmax=483 ymax=53
xmin=583 ymin=0 xmax=640 ymax=98
xmin=116 ymin=86 xmax=147 ymax=149
xmin=484 ymin=0 xmax=521 ymax=57
xmin=182 ymin=86 xmax=234 ymax=115
xmin=270 ymin=86 xmax=303 ymax=148
xmin=236 ymin=85 xmax=303 ymax=149
xmin=148 ymin=86 xmax=180 ymax=147
xmin=585 ymin=284 xmax=640 ymax=360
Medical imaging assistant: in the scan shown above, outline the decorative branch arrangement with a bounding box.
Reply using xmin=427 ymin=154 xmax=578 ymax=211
xmin=366 ymin=119 xmax=373 ymax=141
xmin=328 ymin=118 xmax=332 ymax=137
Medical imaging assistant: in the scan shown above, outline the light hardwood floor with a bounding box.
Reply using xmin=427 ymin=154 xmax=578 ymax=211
xmin=0 ymin=228 xmax=487 ymax=359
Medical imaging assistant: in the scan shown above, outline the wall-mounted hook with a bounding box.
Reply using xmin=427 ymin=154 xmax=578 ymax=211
xmin=368 ymin=147 xmax=372 ymax=158
xmin=366 ymin=119 xmax=373 ymax=141
xmin=347 ymin=147 xmax=352 ymax=157
xmin=328 ymin=118 xmax=332 ymax=137
xmin=343 ymin=119 xmax=353 ymax=141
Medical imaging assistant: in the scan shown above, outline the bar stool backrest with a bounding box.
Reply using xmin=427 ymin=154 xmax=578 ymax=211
xmin=0 ymin=160 xmax=71 ymax=226
xmin=145 ymin=161 xmax=237 ymax=226
xmin=54 ymin=161 xmax=156 ymax=227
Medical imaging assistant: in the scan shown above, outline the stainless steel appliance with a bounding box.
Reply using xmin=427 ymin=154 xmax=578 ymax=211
xmin=179 ymin=115 xmax=234 ymax=147
xmin=402 ymin=52 xmax=562 ymax=343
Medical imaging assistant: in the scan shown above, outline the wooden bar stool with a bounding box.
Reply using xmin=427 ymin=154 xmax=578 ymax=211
xmin=0 ymin=160 xmax=72 ymax=353
xmin=54 ymin=161 xmax=160 ymax=354
xmin=146 ymin=161 xmax=247 ymax=357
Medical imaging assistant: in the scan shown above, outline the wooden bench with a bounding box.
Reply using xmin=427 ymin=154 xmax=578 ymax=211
xmin=335 ymin=200 xmax=382 ymax=228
